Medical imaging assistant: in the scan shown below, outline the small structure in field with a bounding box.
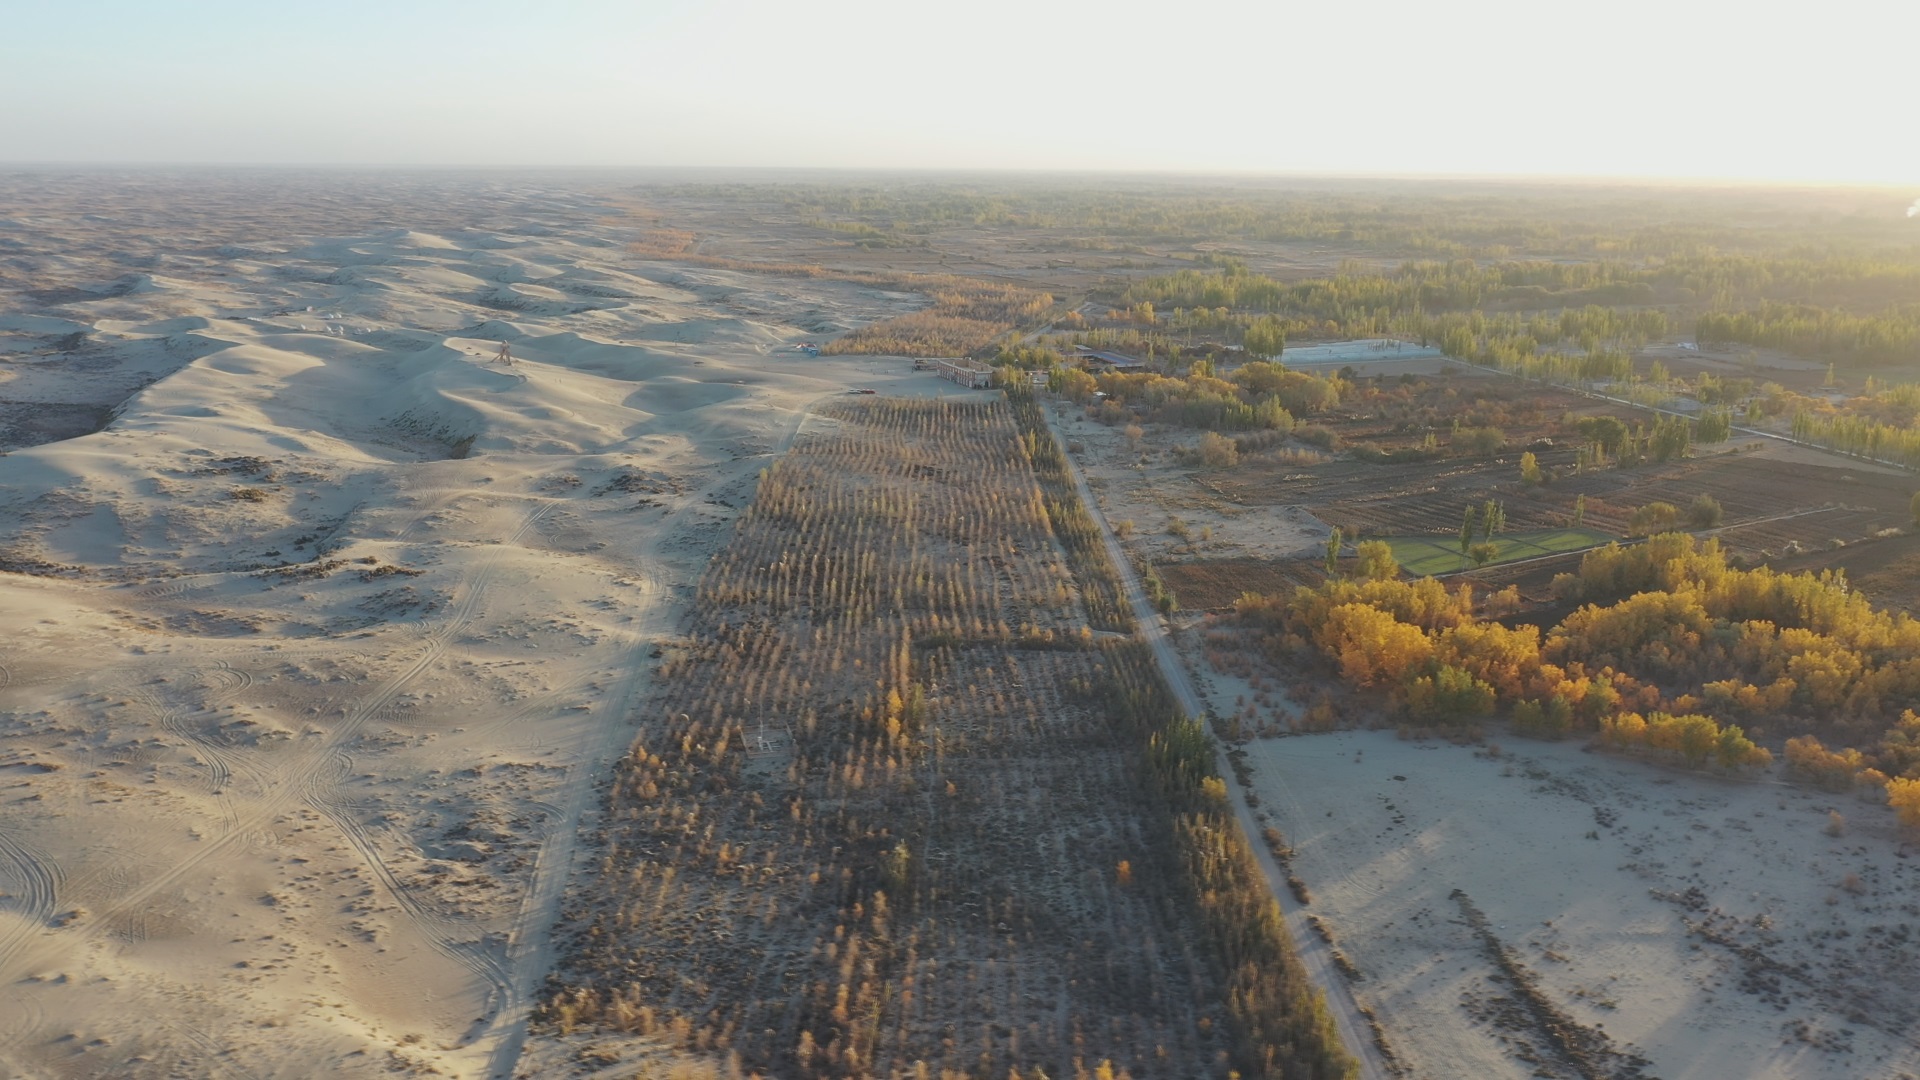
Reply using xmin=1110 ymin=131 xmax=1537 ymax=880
xmin=934 ymin=357 xmax=994 ymax=388
xmin=739 ymin=719 xmax=795 ymax=777
xmin=1074 ymin=347 xmax=1148 ymax=371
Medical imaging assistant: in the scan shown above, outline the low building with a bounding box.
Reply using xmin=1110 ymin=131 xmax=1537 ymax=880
xmin=934 ymin=357 xmax=995 ymax=389
xmin=1073 ymin=347 xmax=1148 ymax=372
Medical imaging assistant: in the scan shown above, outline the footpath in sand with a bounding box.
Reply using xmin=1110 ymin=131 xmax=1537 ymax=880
xmin=1243 ymin=730 xmax=1920 ymax=1080
xmin=0 ymin=173 xmax=945 ymax=1078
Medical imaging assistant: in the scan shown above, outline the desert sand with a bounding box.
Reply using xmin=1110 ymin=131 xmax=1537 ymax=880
xmin=0 ymin=170 xmax=953 ymax=1078
xmin=1240 ymin=730 xmax=1920 ymax=1080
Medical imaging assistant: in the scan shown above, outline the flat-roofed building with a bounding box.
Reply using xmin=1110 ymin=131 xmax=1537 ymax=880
xmin=934 ymin=357 xmax=995 ymax=388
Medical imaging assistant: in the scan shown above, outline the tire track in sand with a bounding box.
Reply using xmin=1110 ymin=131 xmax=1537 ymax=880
xmin=0 ymin=830 xmax=61 ymax=971
xmin=124 ymin=659 xmax=271 ymax=838
xmin=286 ymin=504 xmax=556 ymax=1042
xmin=306 ymin=749 xmax=518 ymax=1023
xmin=0 ymin=502 xmax=553 ymax=1030
xmin=129 ymin=677 xmax=244 ymax=838
xmin=0 ymin=831 xmax=59 ymax=1072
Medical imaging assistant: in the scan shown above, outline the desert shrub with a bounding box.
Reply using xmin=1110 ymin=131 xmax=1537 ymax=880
xmin=1352 ymin=442 xmax=1442 ymax=464
xmin=1627 ymin=501 xmax=1680 ymax=536
xmin=827 ymin=281 xmax=1053 ymax=356
xmin=1199 ymin=431 xmax=1237 ymax=468
xmin=1293 ymin=425 xmax=1340 ymax=450
xmin=1453 ymin=426 xmax=1505 ymax=456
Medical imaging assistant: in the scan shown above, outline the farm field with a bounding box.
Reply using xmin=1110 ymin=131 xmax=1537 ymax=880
xmin=1379 ymin=527 xmax=1613 ymax=577
xmin=528 ymin=396 xmax=1346 ymax=1079
xmin=1211 ymin=438 xmax=1909 ymax=558
xmin=1076 ymin=366 xmax=1914 ymax=625
xmin=1769 ymin=532 xmax=1920 ymax=613
xmin=1155 ymin=557 xmax=1325 ymax=611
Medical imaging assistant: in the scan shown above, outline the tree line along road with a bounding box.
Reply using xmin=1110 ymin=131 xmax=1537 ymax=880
xmin=1038 ymin=401 xmax=1388 ymax=1080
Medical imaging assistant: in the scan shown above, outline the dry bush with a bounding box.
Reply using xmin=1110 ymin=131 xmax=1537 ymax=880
xmin=825 ymin=282 xmax=1054 ymax=357
xmin=613 ymin=234 xmax=1053 ymax=357
xmin=823 ymin=311 xmax=1012 ymax=356
xmin=627 ymin=228 xmax=696 ymax=257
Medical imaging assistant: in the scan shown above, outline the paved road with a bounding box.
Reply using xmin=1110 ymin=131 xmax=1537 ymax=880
xmin=1038 ymin=404 xmax=1386 ymax=1080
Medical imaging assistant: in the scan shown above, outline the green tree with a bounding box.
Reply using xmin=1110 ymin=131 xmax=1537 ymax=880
xmin=1577 ymin=415 xmax=1629 ymax=454
xmin=1650 ymin=416 xmax=1692 ymax=462
xmin=1687 ymin=494 xmax=1723 ymax=529
xmin=1404 ymin=664 xmax=1497 ymax=725
xmin=1469 ymin=542 xmax=1499 ymax=567
xmin=1572 ymin=493 xmax=1587 ymax=528
xmin=1243 ymin=315 xmax=1287 ymax=360
xmin=1325 ymin=526 xmax=1343 ymax=577
xmin=1355 ymin=539 xmax=1399 ymax=582
xmin=1697 ymin=407 xmax=1732 ymax=443
xmin=1715 ymin=724 xmax=1764 ymax=769
xmin=1519 ymin=451 xmax=1542 ymax=484
xmin=1460 ymin=506 xmax=1478 ymax=556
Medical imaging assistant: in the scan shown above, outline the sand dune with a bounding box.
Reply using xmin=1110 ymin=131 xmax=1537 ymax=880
xmin=0 ymin=171 xmax=957 ymax=1078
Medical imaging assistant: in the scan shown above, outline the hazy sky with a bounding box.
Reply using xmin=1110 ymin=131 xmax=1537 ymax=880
xmin=3 ymin=0 xmax=1913 ymax=183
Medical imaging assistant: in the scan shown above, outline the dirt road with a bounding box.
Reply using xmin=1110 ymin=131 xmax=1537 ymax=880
xmin=1040 ymin=403 xmax=1387 ymax=1080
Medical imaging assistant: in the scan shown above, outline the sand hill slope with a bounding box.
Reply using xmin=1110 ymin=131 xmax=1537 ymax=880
xmin=0 ymin=173 xmax=943 ymax=1079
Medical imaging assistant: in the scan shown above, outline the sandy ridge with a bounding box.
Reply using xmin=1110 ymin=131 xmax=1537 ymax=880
xmin=0 ymin=172 xmax=947 ymax=1077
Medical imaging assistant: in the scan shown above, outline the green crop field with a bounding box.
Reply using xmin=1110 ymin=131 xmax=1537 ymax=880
xmin=1381 ymin=528 xmax=1616 ymax=577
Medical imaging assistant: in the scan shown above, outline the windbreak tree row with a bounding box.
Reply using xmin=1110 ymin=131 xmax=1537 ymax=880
xmin=1005 ymin=386 xmax=1135 ymax=633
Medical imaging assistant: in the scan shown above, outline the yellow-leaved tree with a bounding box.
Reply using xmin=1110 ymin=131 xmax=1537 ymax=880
xmin=1889 ymin=777 xmax=1920 ymax=831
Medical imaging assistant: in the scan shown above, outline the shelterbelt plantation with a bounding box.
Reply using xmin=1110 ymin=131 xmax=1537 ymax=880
xmin=5 ymin=171 xmax=1920 ymax=1080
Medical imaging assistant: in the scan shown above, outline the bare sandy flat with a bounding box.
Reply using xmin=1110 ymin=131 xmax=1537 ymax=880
xmin=1242 ymin=730 xmax=1920 ymax=1080
xmin=0 ymin=171 xmax=957 ymax=1078
xmin=1047 ymin=397 xmax=1328 ymax=568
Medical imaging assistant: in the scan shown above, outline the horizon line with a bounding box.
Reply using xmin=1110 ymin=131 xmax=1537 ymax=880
xmin=0 ymin=161 xmax=1912 ymax=192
